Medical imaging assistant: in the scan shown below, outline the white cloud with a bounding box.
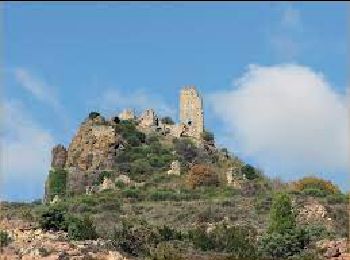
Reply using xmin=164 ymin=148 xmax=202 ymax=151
xmin=0 ymin=100 xmax=54 ymax=201
xmin=209 ymin=64 xmax=349 ymax=184
xmin=14 ymin=68 xmax=70 ymax=134
xmin=94 ymin=88 xmax=176 ymax=119
xmin=14 ymin=68 xmax=62 ymax=112
xmin=269 ymin=5 xmax=303 ymax=60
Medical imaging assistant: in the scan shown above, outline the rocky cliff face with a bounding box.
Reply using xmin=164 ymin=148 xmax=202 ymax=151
xmin=66 ymin=114 xmax=122 ymax=171
xmin=51 ymin=144 xmax=67 ymax=169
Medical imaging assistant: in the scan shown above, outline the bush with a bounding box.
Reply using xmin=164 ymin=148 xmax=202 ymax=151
xmin=149 ymin=190 xmax=178 ymax=201
xmin=47 ymin=169 xmax=67 ymax=201
xmin=130 ymin=159 xmax=153 ymax=176
xmin=88 ymin=112 xmax=100 ymax=119
xmin=122 ymin=187 xmax=142 ymax=199
xmin=158 ymin=225 xmax=182 ymax=241
xmin=259 ymin=228 xmax=311 ymax=259
xmin=68 ymin=215 xmax=97 ymax=241
xmin=111 ymin=221 xmax=160 ymax=256
xmin=268 ymin=192 xmax=296 ymax=234
xmin=242 ymin=164 xmax=259 ymax=180
xmin=186 ymin=164 xmax=219 ymax=189
xmin=97 ymin=171 xmax=113 ymax=184
xmin=39 ymin=207 xmax=67 ymax=231
xmin=149 ymin=242 xmax=184 ymax=260
xmin=0 ymin=230 xmax=10 ymax=248
xmin=188 ymin=224 xmax=258 ymax=258
xmin=292 ymin=177 xmax=340 ymax=195
xmin=301 ymin=188 xmax=327 ymax=198
xmin=161 ymin=116 xmax=175 ymax=125
xmin=173 ymin=139 xmax=198 ymax=163
xmin=326 ymin=193 xmax=348 ymax=204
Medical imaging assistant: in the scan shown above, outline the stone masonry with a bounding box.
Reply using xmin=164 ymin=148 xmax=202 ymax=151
xmin=179 ymin=86 xmax=204 ymax=139
xmin=118 ymin=108 xmax=135 ymax=121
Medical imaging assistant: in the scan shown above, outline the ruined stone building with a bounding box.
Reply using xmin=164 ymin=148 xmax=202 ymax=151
xmin=179 ymin=86 xmax=204 ymax=139
xmin=118 ymin=109 xmax=135 ymax=121
xmin=139 ymin=109 xmax=159 ymax=128
xmin=45 ymin=86 xmax=206 ymax=200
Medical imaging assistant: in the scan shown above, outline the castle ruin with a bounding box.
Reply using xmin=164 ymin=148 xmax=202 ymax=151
xmin=179 ymin=86 xmax=204 ymax=139
xmin=46 ymin=86 xmax=206 ymax=200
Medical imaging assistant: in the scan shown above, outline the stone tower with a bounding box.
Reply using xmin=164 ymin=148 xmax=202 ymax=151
xmin=179 ymin=86 xmax=204 ymax=139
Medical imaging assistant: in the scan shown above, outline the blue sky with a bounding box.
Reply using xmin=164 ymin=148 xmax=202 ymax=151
xmin=2 ymin=2 xmax=349 ymax=201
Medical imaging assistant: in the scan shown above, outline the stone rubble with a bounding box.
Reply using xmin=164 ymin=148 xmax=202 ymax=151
xmin=316 ymin=239 xmax=350 ymax=260
xmin=0 ymin=219 xmax=131 ymax=260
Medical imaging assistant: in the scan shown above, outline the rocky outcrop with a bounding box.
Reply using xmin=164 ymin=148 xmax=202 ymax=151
xmin=51 ymin=145 xmax=67 ymax=169
xmin=65 ymin=115 xmax=122 ymax=171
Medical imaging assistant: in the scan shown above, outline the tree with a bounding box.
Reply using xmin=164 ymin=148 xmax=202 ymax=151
xmin=259 ymin=192 xmax=312 ymax=259
xmin=68 ymin=215 xmax=97 ymax=241
xmin=39 ymin=207 xmax=67 ymax=231
xmin=292 ymin=176 xmax=340 ymax=195
xmin=186 ymin=164 xmax=219 ymax=189
xmin=0 ymin=231 xmax=10 ymax=248
xmin=88 ymin=112 xmax=100 ymax=119
xmin=161 ymin=116 xmax=175 ymax=125
xmin=268 ymin=192 xmax=296 ymax=234
xmin=242 ymin=164 xmax=258 ymax=180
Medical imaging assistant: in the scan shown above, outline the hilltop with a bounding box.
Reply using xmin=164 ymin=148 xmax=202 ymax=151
xmin=0 ymin=87 xmax=349 ymax=260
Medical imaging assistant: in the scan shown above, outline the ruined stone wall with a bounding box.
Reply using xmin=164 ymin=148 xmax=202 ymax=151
xmin=139 ymin=109 xmax=159 ymax=128
xmin=65 ymin=115 xmax=121 ymax=171
xmin=118 ymin=109 xmax=135 ymax=121
xmin=179 ymin=86 xmax=204 ymax=139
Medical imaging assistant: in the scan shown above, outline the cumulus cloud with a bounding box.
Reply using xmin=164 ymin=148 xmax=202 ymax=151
xmin=209 ymin=64 xmax=349 ymax=185
xmin=94 ymin=88 xmax=176 ymax=119
xmin=0 ymin=100 xmax=54 ymax=201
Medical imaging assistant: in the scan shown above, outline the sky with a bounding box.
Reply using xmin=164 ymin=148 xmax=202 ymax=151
xmin=1 ymin=2 xmax=349 ymax=201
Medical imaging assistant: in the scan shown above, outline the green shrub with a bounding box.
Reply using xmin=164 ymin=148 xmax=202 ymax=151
xmin=88 ymin=112 xmax=100 ymax=119
xmin=149 ymin=190 xmax=178 ymax=201
xmin=47 ymin=169 xmax=67 ymax=200
xmin=268 ymin=192 xmax=296 ymax=234
xmin=97 ymin=171 xmax=113 ymax=184
xmin=111 ymin=221 xmax=160 ymax=256
xmin=149 ymin=242 xmax=185 ymax=260
xmin=158 ymin=225 xmax=182 ymax=241
xmin=0 ymin=230 xmax=10 ymax=248
xmin=38 ymin=207 xmax=67 ymax=231
xmin=68 ymin=215 xmax=97 ymax=241
xmin=122 ymin=187 xmax=142 ymax=199
xmin=131 ymin=159 xmax=153 ymax=176
xmin=242 ymin=164 xmax=259 ymax=180
xmin=259 ymin=228 xmax=311 ymax=259
xmin=188 ymin=224 xmax=258 ymax=258
xmin=326 ymin=193 xmax=348 ymax=204
xmin=301 ymin=188 xmax=327 ymax=198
